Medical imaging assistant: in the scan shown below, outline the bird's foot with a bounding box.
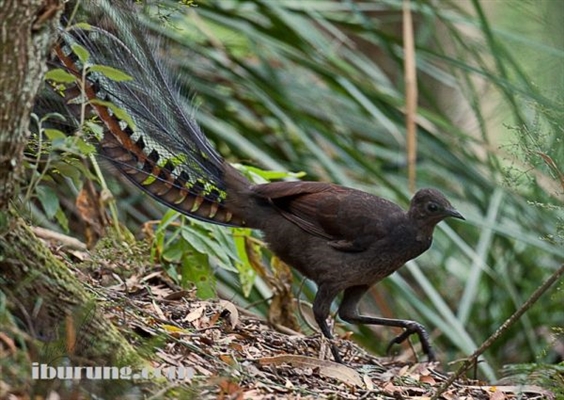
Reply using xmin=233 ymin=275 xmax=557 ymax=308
xmin=330 ymin=342 xmax=344 ymax=364
xmin=385 ymin=320 xmax=436 ymax=362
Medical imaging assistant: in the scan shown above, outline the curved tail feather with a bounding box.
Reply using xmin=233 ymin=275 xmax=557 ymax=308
xmin=50 ymin=2 xmax=249 ymax=226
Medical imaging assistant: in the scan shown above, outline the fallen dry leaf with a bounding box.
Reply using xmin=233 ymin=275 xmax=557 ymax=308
xmin=151 ymin=300 xmax=166 ymax=320
xmin=164 ymin=290 xmax=192 ymax=301
xmin=489 ymin=389 xmax=506 ymax=400
xmin=160 ymin=324 xmax=186 ymax=337
xmin=383 ymin=380 xmax=401 ymax=394
xmin=420 ymin=374 xmax=436 ymax=384
xmin=258 ymin=355 xmax=363 ymax=387
xmin=218 ymin=378 xmax=244 ymax=400
xmin=75 ymin=180 xmax=108 ymax=248
xmin=398 ymin=364 xmax=410 ymax=376
xmin=363 ymin=374 xmax=374 ymax=391
xmin=184 ymin=306 xmax=205 ymax=323
xmin=219 ymin=300 xmax=239 ymax=329
xmin=468 ymin=385 xmax=554 ymax=400
xmin=219 ymin=354 xmax=236 ymax=366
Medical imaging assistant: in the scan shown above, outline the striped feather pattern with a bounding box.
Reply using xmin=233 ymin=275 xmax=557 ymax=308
xmin=52 ymin=2 xmax=245 ymax=226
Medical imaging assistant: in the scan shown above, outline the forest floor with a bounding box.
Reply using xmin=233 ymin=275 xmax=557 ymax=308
xmin=1 ymin=232 xmax=555 ymax=400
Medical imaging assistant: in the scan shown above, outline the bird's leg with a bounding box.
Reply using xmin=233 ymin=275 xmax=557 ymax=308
xmin=338 ymin=285 xmax=436 ymax=362
xmin=383 ymin=321 xmax=435 ymax=361
xmin=312 ymin=284 xmax=342 ymax=363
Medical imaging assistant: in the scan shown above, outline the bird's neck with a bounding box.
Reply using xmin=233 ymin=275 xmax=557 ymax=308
xmin=407 ymin=215 xmax=439 ymax=243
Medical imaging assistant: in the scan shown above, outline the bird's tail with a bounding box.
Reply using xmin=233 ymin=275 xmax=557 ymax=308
xmin=49 ymin=1 xmax=252 ymax=227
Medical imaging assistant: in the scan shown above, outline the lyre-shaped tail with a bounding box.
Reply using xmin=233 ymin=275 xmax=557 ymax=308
xmin=51 ymin=2 xmax=248 ymax=227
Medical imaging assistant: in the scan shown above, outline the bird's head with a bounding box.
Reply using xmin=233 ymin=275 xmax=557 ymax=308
xmin=408 ymin=188 xmax=464 ymax=229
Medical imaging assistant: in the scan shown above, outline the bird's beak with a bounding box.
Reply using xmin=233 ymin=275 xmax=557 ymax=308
xmin=446 ymin=208 xmax=465 ymax=220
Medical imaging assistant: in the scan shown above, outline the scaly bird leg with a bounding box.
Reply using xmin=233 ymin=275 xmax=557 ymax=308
xmin=338 ymin=285 xmax=436 ymax=362
xmin=312 ymin=284 xmax=343 ymax=363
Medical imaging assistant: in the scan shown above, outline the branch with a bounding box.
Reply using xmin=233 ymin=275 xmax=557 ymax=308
xmin=432 ymin=263 xmax=564 ymax=399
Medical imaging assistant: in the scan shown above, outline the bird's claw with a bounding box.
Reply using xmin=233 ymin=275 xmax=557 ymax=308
xmin=385 ymin=321 xmax=436 ymax=362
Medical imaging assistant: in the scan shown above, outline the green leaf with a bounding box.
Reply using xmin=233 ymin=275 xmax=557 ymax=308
xmin=35 ymin=186 xmax=60 ymax=220
xmin=54 ymin=162 xmax=82 ymax=183
xmin=74 ymin=138 xmax=96 ymax=155
xmin=72 ymin=22 xmax=92 ymax=31
xmin=152 ymin=209 xmax=180 ymax=260
xmin=211 ymin=225 xmax=243 ymax=264
xmin=164 ymin=263 xmax=180 ymax=285
xmin=55 ymin=208 xmax=69 ymax=233
xmin=240 ymin=165 xmax=306 ymax=181
xmin=89 ymin=64 xmax=133 ymax=82
xmin=45 ymin=68 xmax=77 ymax=83
xmin=160 ymin=208 xmax=181 ymax=228
xmin=162 ymin=239 xmax=185 ymax=263
xmin=179 ymin=226 xmax=209 ymax=255
xmin=233 ymin=228 xmax=257 ymax=297
xmin=181 ymin=252 xmax=216 ymax=299
xmin=71 ymin=43 xmax=89 ymax=64
xmin=40 ymin=112 xmax=67 ymax=124
xmin=90 ymin=99 xmax=136 ymax=130
xmin=44 ymin=129 xmax=67 ymax=141
xmin=84 ymin=121 xmax=104 ymax=140
xmin=179 ymin=222 xmax=238 ymax=272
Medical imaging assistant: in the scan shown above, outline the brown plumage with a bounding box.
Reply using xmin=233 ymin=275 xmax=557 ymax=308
xmin=224 ymin=174 xmax=464 ymax=362
xmin=48 ymin=2 xmax=464 ymax=363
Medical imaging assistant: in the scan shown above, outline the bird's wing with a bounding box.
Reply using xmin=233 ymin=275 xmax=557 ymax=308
xmin=252 ymin=182 xmax=402 ymax=251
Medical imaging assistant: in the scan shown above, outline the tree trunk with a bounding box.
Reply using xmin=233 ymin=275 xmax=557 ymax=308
xmin=0 ymin=0 xmax=57 ymax=206
xmin=0 ymin=1 xmax=143 ymax=396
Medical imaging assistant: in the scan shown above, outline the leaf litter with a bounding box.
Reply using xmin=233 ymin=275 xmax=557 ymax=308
xmin=39 ymin=237 xmax=555 ymax=399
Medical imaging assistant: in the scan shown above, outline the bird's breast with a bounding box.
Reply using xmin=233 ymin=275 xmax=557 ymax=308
xmin=356 ymin=227 xmax=432 ymax=279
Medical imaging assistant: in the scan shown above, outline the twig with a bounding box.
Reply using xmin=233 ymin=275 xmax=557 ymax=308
xmin=296 ymin=277 xmax=318 ymax=333
xmin=32 ymin=226 xmax=88 ymax=250
xmin=403 ymin=0 xmax=417 ymax=193
xmin=431 ymin=263 xmax=564 ymax=399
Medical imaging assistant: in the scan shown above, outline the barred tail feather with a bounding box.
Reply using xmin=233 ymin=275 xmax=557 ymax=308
xmin=51 ymin=1 xmax=250 ymax=227
xmin=101 ymin=133 xmax=240 ymax=226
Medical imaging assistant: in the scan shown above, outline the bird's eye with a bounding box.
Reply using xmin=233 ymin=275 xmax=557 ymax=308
xmin=427 ymin=202 xmax=439 ymax=213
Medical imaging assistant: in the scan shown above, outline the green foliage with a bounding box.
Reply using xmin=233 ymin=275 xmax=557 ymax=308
xmin=87 ymin=65 xmax=133 ymax=82
xmin=25 ymin=112 xmax=96 ymax=232
xmin=44 ymin=69 xmax=76 ymax=83
xmin=27 ymin=44 xmax=138 ymax=234
xmin=71 ymin=43 xmax=90 ymax=64
xmin=153 ymin=209 xmax=231 ymax=298
xmin=150 ymin=165 xmax=300 ymax=299
xmin=502 ymin=362 xmax=564 ymax=397
xmin=502 ymin=103 xmax=563 ymax=245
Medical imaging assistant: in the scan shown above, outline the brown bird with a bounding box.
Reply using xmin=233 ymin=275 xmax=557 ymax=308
xmin=49 ymin=3 xmax=464 ymax=363
xmin=226 ymin=175 xmax=464 ymax=362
